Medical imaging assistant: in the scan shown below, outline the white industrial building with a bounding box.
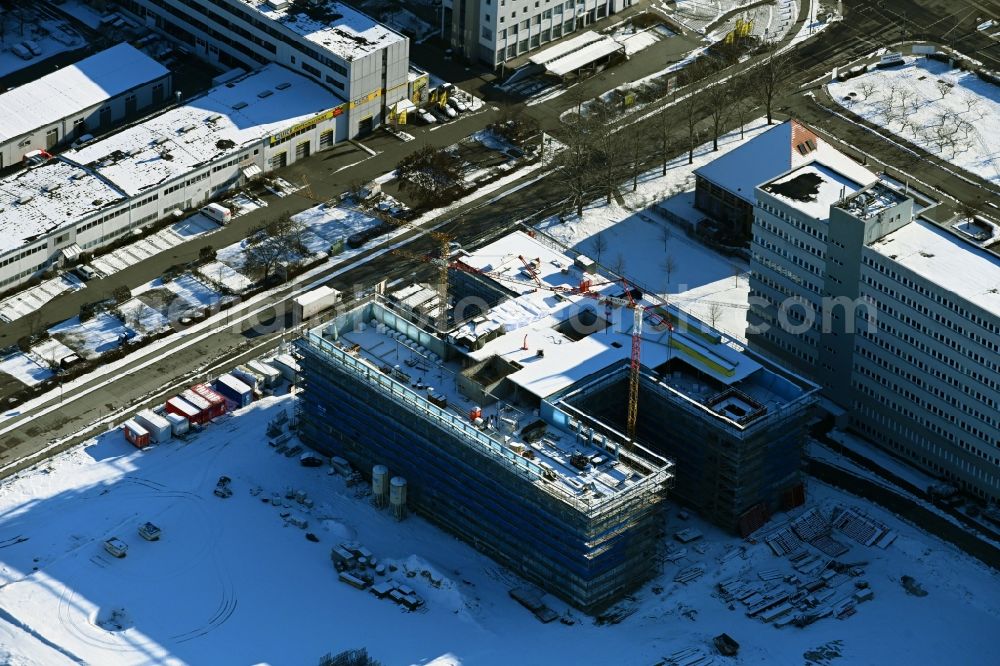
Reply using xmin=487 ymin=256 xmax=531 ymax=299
xmin=118 ymin=0 xmax=409 ymax=136
xmin=446 ymin=0 xmax=635 ymax=66
xmin=0 ymin=64 xmax=346 ymax=291
xmin=0 ymin=42 xmax=171 ymax=170
xmin=748 ymin=155 xmax=1000 ymax=501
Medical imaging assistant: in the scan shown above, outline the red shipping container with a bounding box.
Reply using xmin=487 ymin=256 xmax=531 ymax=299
xmin=166 ymin=395 xmax=207 ymax=425
xmin=191 ymin=383 xmax=228 ymax=418
xmin=123 ymin=419 xmax=150 ymax=449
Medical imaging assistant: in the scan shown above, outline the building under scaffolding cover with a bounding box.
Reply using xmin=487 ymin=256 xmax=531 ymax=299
xmin=295 ymin=231 xmax=817 ymax=610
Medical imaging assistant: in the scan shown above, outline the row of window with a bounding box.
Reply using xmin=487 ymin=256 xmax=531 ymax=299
xmin=130 ymin=193 xmax=159 ymax=210
xmin=755 ymin=217 xmax=825 ymax=259
xmin=862 ymin=253 xmax=1000 ymax=336
xmin=855 ymin=344 xmax=998 ymax=438
xmin=861 ymin=273 xmax=1000 ymax=365
xmin=752 ymin=237 xmax=823 ymax=282
xmin=0 ymin=244 xmax=45 ymax=268
xmin=496 ymin=19 xmax=578 ymax=60
xmin=757 ymin=202 xmax=828 ymax=243
xmin=851 ymin=406 xmax=1000 ymax=494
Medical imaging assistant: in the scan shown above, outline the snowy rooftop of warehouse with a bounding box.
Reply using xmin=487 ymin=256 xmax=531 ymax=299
xmin=696 ymin=121 xmax=877 ymax=204
xmin=64 ymin=64 xmax=343 ymax=197
xmin=0 ymin=42 xmax=169 ymax=143
xmin=452 ymin=232 xmax=812 ymax=419
xmin=239 ymin=0 xmax=404 ymax=60
xmin=870 ymin=218 xmax=1000 ymax=319
xmin=0 ymin=161 xmax=126 ymax=254
xmin=760 ymin=162 xmax=866 ymax=221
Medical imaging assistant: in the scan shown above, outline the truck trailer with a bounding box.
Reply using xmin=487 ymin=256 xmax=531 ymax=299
xmin=166 ymin=396 xmax=204 ymax=425
xmin=292 ymin=285 xmax=340 ymax=321
xmin=190 ymin=384 xmax=227 ymax=418
xmin=248 ymin=360 xmax=282 ymax=387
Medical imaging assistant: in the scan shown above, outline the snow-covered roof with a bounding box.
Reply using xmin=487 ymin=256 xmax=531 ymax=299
xmin=529 ymin=31 xmax=605 ymax=66
xmin=760 ymin=162 xmax=867 ymax=221
xmin=64 ymin=64 xmax=344 ymax=196
xmin=0 ymin=43 xmax=169 ymax=143
xmin=528 ymin=31 xmax=622 ymax=76
xmin=238 ymin=0 xmax=405 ymax=61
xmin=697 ymin=120 xmax=877 ymax=204
xmin=0 ymin=161 xmax=126 ymax=254
xmin=870 ymin=218 xmax=1000 ymax=319
xmin=455 ymin=232 xmax=797 ymax=412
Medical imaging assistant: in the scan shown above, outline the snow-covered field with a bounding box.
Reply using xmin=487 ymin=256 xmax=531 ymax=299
xmin=0 ymin=275 xmax=85 ymax=324
xmin=0 ymin=353 xmax=53 ymax=388
xmin=0 ymin=392 xmax=998 ymax=664
xmin=538 ymin=121 xmax=777 ymax=341
xmin=48 ymin=313 xmax=132 ymax=360
xmin=829 ymin=58 xmax=1000 ymax=184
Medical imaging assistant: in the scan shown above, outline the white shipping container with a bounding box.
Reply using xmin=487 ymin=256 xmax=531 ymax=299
xmin=248 ymin=360 xmax=282 ymax=386
xmin=292 ymin=285 xmax=340 ymax=321
xmin=134 ymin=409 xmax=172 ymax=443
xmin=271 ymin=354 xmax=300 ymax=383
xmin=164 ymin=412 xmax=190 ymax=436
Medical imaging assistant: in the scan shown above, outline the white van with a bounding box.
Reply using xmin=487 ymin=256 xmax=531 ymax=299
xmin=202 ymin=203 xmax=232 ymax=225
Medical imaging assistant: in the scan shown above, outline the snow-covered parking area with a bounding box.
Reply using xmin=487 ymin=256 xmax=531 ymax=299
xmin=829 ymin=58 xmax=1000 ymax=184
xmin=0 ymin=274 xmax=85 ymax=324
xmin=0 ymin=394 xmax=998 ymax=664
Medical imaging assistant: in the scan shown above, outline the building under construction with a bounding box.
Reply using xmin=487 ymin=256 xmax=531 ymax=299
xmin=295 ymin=231 xmax=817 ymax=610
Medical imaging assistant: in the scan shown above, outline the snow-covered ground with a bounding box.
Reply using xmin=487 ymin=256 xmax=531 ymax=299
xmin=90 ymin=215 xmax=220 ymax=278
xmin=0 ymin=352 xmax=53 ymax=387
xmin=0 ymin=392 xmax=998 ymax=664
xmin=538 ymin=120 xmax=777 ymax=341
xmin=829 ymin=58 xmax=1000 ymax=184
xmin=55 ymin=0 xmax=108 ymax=29
xmin=0 ymin=275 xmax=85 ymax=324
xmin=48 ymin=313 xmax=132 ymax=360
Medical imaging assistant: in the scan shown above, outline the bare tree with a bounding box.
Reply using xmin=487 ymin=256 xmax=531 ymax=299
xmin=751 ymin=44 xmax=786 ymax=125
xmin=611 ymin=253 xmax=626 ymax=276
xmin=591 ymin=233 xmax=609 ymax=264
xmin=626 ymin=126 xmax=644 ymax=192
xmin=657 ymin=107 xmax=675 ymax=176
xmin=662 ymin=254 xmax=677 ymax=286
xmin=659 ymin=224 xmax=672 ymax=252
xmin=681 ymin=91 xmax=700 ymax=165
xmin=936 ymin=80 xmax=950 ymax=100
xmin=244 ymin=212 xmax=308 ymax=283
xmin=553 ymin=117 xmax=598 ymax=218
xmin=707 ymin=302 xmax=724 ymax=328
xmin=730 ymin=74 xmax=755 ymax=139
xmin=859 ymin=81 xmax=876 ymax=99
xmin=705 ymin=80 xmax=731 ymax=151
xmin=594 ymin=120 xmax=624 ymax=205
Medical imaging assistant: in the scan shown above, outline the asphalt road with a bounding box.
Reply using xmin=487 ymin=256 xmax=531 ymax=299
xmin=4 ymin=0 xmax=1000 ymax=473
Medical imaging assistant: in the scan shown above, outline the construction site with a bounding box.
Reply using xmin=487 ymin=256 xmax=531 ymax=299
xmin=295 ymin=230 xmax=818 ymax=611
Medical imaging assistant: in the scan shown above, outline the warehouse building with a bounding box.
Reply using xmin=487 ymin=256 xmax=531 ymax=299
xmin=119 ymin=0 xmax=408 ymax=136
xmin=750 ymin=163 xmax=1000 ymax=501
xmin=294 ymin=231 xmax=817 ymax=610
xmin=0 ymin=42 xmax=171 ymax=170
xmin=0 ymin=64 xmax=345 ymax=291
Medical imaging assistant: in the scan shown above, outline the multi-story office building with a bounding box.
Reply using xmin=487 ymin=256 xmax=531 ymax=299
xmin=749 ymin=164 xmax=1000 ymax=500
xmin=119 ymin=0 xmax=408 ymax=135
xmin=0 ymin=65 xmax=345 ymax=291
xmin=446 ymin=0 xmax=634 ymax=66
xmin=294 ymin=231 xmax=816 ymax=610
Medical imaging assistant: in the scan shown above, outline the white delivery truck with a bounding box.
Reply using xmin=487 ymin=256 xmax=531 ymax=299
xmin=292 ymin=285 xmax=340 ymax=321
xmin=201 ymin=203 xmax=232 ymax=225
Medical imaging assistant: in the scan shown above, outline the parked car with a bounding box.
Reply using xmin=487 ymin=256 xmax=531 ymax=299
xmin=71 ymin=133 xmax=94 ymax=149
xmin=346 ymin=221 xmax=392 ymax=249
xmin=418 ymin=110 xmax=436 ymax=124
xmin=447 ymin=96 xmax=468 ymax=113
xmin=440 ymin=104 xmax=457 ymax=119
xmin=74 ymin=264 xmax=99 ymax=281
xmin=429 ymin=107 xmax=450 ymax=123
xmin=104 ymin=537 xmax=129 ymax=558
xmin=22 ymin=41 xmax=42 ymax=56
xmin=11 ymin=44 xmax=33 ymax=60
xmin=138 ymin=522 xmax=162 ymax=541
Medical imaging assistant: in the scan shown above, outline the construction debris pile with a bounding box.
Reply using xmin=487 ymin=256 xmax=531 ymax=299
xmin=715 ymin=504 xmax=892 ymax=628
xmin=332 ymin=542 xmax=426 ymax=612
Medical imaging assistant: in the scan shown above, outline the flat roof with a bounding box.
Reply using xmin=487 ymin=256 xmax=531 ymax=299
xmin=529 ymin=31 xmax=605 ymax=66
xmin=760 ymin=162 xmax=866 ymax=221
xmin=870 ymin=218 xmax=1000 ymax=319
xmin=65 ymin=64 xmax=344 ymax=196
xmin=0 ymin=43 xmax=169 ymax=144
xmin=546 ymin=39 xmax=623 ymax=77
xmin=697 ymin=120 xmax=877 ymax=204
xmin=0 ymin=161 xmax=125 ymax=254
xmin=454 ymin=232 xmax=801 ymax=413
xmin=239 ymin=0 xmax=404 ymax=61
